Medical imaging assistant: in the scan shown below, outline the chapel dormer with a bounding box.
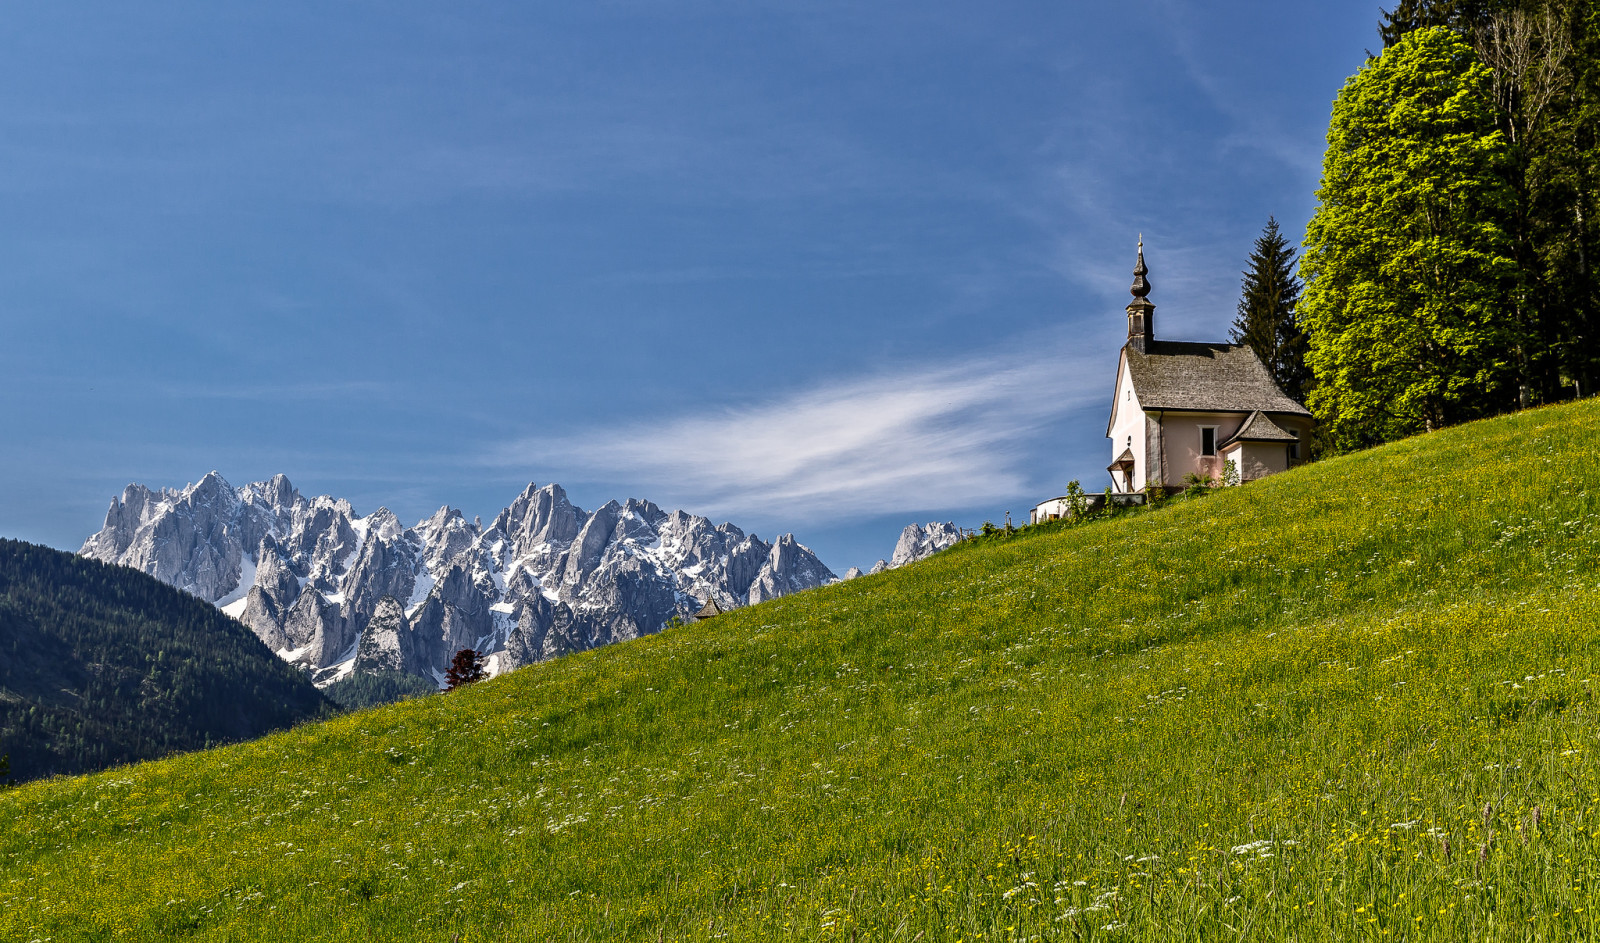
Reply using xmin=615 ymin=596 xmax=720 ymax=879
xmin=1126 ymin=238 xmax=1154 ymax=352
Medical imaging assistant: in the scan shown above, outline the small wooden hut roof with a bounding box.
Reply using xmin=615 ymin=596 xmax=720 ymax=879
xmin=694 ymin=597 xmax=724 ymax=620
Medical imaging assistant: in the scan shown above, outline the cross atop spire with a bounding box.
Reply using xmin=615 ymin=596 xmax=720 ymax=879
xmin=1126 ymin=238 xmax=1155 ymax=350
xmin=1130 ymin=236 xmax=1150 ymax=299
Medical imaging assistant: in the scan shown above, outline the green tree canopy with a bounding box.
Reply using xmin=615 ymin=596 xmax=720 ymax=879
xmin=1376 ymin=1 xmax=1600 ymax=400
xmin=1301 ymin=27 xmax=1521 ymax=449
xmin=1231 ymin=217 xmax=1312 ymax=405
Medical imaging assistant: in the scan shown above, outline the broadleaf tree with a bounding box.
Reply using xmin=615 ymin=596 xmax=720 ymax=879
xmin=1231 ymin=217 xmax=1312 ymax=405
xmin=1301 ymin=26 xmax=1522 ymax=449
xmin=445 ymin=649 xmax=487 ymax=691
xmin=1380 ymin=0 xmax=1600 ymax=400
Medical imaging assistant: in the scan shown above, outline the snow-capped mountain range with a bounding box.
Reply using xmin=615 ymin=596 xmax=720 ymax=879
xmin=80 ymin=472 xmax=837 ymax=688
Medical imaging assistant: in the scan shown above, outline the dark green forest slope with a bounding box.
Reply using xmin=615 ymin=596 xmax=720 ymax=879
xmin=0 ymin=540 xmax=331 ymax=783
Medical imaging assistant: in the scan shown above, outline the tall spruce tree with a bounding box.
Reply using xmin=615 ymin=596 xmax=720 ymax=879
xmin=1231 ymin=218 xmax=1311 ymax=404
xmin=1379 ymin=0 xmax=1511 ymax=47
xmin=1301 ymin=27 xmax=1521 ymax=449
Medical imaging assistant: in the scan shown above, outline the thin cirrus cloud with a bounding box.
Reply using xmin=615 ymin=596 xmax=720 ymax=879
xmin=488 ymin=348 xmax=1106 ymax=523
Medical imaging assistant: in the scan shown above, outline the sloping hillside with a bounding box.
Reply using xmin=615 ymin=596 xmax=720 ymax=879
xmin=0 ymin=540 xmax=331 ymax=783
xmin=3 ymin=401 xmax=1600 ymax=941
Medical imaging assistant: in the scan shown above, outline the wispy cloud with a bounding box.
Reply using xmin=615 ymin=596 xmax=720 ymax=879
xmin=487 ymin=348 xmax=1104 ymax=522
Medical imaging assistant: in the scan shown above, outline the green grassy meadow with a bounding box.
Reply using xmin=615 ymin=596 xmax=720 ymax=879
xmin=5 ymin=400 xmax=1600 ymax=941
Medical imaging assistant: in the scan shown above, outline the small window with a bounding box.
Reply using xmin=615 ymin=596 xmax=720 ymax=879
xmin=1200 ymin=426 xmax=1217 ymax=456
xmin=1126 ymin=435 xmax=1132 ymax=449
xmin=1126 ymin=390 xmax=1131 ymax=401
xmin=1289 ymin=430 xmax=1301 ymax=461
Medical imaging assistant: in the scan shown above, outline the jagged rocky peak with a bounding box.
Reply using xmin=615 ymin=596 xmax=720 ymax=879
xmin=847 ymin=520 xmax=964 ymax=580
xmin=80 ymin=470 xmax=248 ymax=602
xmin=415 ymin=505 xmax=479 ymax=572
xmin=889 ymin=522 xmax=964 ymax=569
xmin=493 ymin=482 xmax=586 ymax=554
xmin=79 ymin=474 xmax=839 ymax=690
xmin=564 ymin=499 xmax=623 ymax=588
xmin=239 ymin=473 xmax=303 ymax=519
xmin=338 ymin=508 xmax=421 ymax=637
xmin=749 ymin=534 xmax=835 ymax=604
xmin=190 ymin=470 xmax=236 ymax=507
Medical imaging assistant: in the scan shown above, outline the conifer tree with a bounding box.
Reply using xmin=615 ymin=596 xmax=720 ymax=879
xmin=1231 ymin=217 xmax=1311 ymax=405
xmin=1379 ymin=0 xmax=1509 ymax=48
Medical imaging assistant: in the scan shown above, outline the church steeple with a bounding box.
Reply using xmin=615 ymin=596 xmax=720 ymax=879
xmin=1126 ymin=237 xmax=1155 ymax=352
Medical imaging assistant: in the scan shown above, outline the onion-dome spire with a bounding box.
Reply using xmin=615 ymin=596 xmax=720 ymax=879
xmin=1130 ymin=236 xmax=1150 ymax=299
xmin=1125 ymin=236 xmax=1155 ymax=350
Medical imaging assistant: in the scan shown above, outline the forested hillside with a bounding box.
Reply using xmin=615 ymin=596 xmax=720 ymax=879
xmin=0 ymin=540 xmax=331 ymax=783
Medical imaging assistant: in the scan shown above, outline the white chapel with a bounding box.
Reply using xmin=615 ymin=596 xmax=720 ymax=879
xmin=1032 ymin=242 xmax=1314 ymax=524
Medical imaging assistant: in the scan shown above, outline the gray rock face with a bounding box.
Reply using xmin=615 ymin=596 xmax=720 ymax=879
xmin=354 ymin=596 xmax=418 ymax=676
xmin=81 ymin=473 xmax=837 ymax=689
xmin=281 ymin=590 xmax=350 ymax=668
xmin=887 ymin=522 xmax=964 ymax=569
xmin=254 ymin=541 xmax=301 ymax=613
xmin=239 ymin=587 xmax=287 ymax=651
xmin=844 ymin=521 xmax=962 ymax=580
xmin=749 ymin=534 xmax=837 ymax=603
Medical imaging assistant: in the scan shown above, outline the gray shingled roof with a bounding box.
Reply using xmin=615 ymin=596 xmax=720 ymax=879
xmin=694 ymin=597 xmax=724 ymax=620
xmin=1125 ymin=341 xmax=1311 ymax=416
xmin=1221 ymin=410 xmax=1298 ymax=446
xmin=1107 ymin=447 xmax=1136 ymax=470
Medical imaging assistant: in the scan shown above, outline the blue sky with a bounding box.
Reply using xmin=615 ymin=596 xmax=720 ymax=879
xmin=0 ymin=2 xmax=1377 ymax=572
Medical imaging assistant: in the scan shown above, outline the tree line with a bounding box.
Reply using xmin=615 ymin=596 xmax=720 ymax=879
xmin=1230 ymin=0 xmax=1598 ymax=452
